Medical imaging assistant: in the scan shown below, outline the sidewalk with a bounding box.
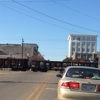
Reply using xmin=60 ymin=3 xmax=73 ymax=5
xmin=0 ymin=68 xmax=12 ymax=75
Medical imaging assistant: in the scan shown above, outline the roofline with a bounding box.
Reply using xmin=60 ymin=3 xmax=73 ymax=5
xmin=69 ymin=34 xmax=98 ymax=37
xmin=23 ymin=43 xmax=38 ymax=45
xmin=0 ymin=43 xmax=38 ymax=46
xmin=67 ymin=34 xmax=98 ymax=40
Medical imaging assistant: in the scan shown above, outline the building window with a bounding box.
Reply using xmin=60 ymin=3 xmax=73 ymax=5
xmin=77 ymin=42 xmax=80 ymax=46
xmin=77 ymin=37 xmax=80 ymax=41
xmin=92 ymin=48 xmax=94 ymax=52
xmin=90 ymin=37 xmax=92 ymax=41
xmin=77 ymin=48 xmax=80 ymax=52
xmin=85 ymin=37 xmax=88 ymax=41
xmin=92 ymin=43 xmax=95 ymax=46
xmin=72 ymin=42 xmax=75 ymax=46
xmin=87 ymin=37 xmax=90 ymax=41
xmin=76 ymin=55 xmax=80 ymax=58
xmin=88 ymin=58 xmax=91 ymax=60
xmin=82 ymin=42 xmax=85 ymax=46
xmin=87 ymin=43 xmax=90 ymax=46
xmin=92 ymin=37 xmax=96 ymax=41
xmin=82 ymin=55 xmax=86 ymax=59
xmin=87 ymin=48 xmax=90 ymax=52
xmin=88 ymin=55 xmax=91 ymax=60
xmin=72 ymin=37 xmax=76 ymax=40
xmin=82 ymin=37 xmax=85 ymax=41
xmin=72 ymin=52 xmax=74 ymax=55
xmin=72 ymin=48 xmax=75 ymax=52
xmin=72 ymin=47 xmax=75 ymax=55
xmin=82 ymin=48 xmax=85 ymax=52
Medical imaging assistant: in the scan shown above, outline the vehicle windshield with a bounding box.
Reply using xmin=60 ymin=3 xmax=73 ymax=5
xmin=66 ymin=68 xmax=100 ymax=80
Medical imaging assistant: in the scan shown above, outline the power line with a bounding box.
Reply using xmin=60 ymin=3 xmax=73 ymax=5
xmin=1 ymin=36 xmax=100 ymax=41
xmin=0 ymin=0 xmax=70 ymax=2
xmin=1 ymin=1 xmax=100 ymax=22
xmin=12 ymin=0 xmax=100 ymax=33
xmin=53 ymin=0 xmax=100 ymax=22
xmin=0 ymin=4 xmax=83 ymax=33
xmin=4 ymin=0 xmax=100 ymax=21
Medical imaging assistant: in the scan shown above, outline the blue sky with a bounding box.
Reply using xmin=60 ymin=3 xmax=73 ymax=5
xmin=0 ymin=0 xmax=100 ymax=61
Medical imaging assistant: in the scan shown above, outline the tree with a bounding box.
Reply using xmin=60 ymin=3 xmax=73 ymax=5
xmin=63 ymin=57 xmax=72 ymax=62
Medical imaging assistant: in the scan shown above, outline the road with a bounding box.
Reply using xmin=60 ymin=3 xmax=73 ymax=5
xmin=0 ymin=70 xmax=60 ymax=100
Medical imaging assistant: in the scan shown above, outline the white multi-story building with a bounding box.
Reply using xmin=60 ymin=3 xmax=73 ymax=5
xmin=67 ymin=34 xmax=98 ymax=60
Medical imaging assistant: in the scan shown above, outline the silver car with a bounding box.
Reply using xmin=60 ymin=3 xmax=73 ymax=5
xmin=57 ymin=66 xmax=100 ymax=100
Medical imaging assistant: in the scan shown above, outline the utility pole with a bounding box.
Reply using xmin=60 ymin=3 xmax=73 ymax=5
xmin=22 ymin=38 xmax=24 ymax=59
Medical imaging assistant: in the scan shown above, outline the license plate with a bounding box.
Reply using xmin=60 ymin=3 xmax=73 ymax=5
xmin=82 ymin=84 xmax=95 ymax=91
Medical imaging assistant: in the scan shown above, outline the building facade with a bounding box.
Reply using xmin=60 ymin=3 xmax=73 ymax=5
xmin=0 ymin=43 xmax=38 ymax=59
xmin=67 ymin=34 xmax=98 ymax=60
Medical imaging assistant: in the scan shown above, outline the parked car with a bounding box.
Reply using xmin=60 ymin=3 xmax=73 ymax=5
xmin=57 ymin=66 xmax=100 ymax=100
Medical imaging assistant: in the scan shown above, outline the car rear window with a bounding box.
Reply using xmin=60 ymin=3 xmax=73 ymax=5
xmin=66 ymin=68 xmax=100 ymax=80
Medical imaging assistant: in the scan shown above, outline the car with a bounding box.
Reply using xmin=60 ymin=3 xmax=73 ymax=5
xmin=57 ymin=66 xmax=100 ymax=100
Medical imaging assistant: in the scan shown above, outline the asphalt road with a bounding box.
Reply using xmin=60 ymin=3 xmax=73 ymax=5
xmin=0 ymin=70 xmax=60 ymax=100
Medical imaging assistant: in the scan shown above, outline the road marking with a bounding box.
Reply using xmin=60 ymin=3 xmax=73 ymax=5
xmin=26 ymin=73 xmax=51 ymax=100
xmin=34 ymin=73 xmax=52 ymax=100
xmin=46 ymin=88 xmax=57 ymax=90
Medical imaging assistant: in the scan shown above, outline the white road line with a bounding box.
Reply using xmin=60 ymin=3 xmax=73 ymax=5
xmin=46 ymin=88 xmax=57 ymax=90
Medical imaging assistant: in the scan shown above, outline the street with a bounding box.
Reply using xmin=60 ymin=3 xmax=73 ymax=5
xmin=0 ymin=70 xmax=60 ymax=100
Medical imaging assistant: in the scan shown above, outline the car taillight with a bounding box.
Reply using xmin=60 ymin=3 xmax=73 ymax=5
xmin=98 ymin=85 xmax=100 ymax=92
xmin=69 ymin=82 xmax=79 ymax=89
xmin=61 ymin=82 xmax=69 ymax=87
xmin=61 ymin=82 xmax=79 ymax=89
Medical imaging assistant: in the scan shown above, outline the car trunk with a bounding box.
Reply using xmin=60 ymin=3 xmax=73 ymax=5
xmin=62 ymin=77 xmax=100 ymax=93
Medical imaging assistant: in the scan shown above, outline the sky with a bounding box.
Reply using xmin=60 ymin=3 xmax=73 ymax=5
xmin=0 ymin=0 xmax=100 ymax=61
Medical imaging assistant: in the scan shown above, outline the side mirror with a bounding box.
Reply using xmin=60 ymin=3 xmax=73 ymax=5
xmin=56 ymin=74 xmax=62 ymax=78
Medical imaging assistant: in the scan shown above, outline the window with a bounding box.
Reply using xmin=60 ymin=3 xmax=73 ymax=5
xmin=77 ymin=42 xmax=80 ymax=46
xmin=82 ymin=37 xmax=85 ymax=41
xmin=87 ymin=43 xmax=90 ymax=46
xmin=92 ymin=37 xmax=96 ymax=41
xmin=77 ymin=48 xmax=80 ymax=52
xmin=72 ymin=48 xmax=75 ymax=52
xmin=82 ymin=42 xmax=85 ymax=46
xmin=72 ymin=37 xmax=76 ymax=40
xmin=77 ymin=37 xmax=80 ymax=41
xmin=72 ymin=49 xmax=75 ymax=55
xmin=82 ymin=55 xmax=86 ymax=59
xmin=88 ymin=56 xmax=91 ymax=60
xmin=72 ymin=52 xmax=74 ymax=55
xmin=72 ymin=42 xmax=75 ymax=46
xmin=82 ymin=48 xmax=85 ymax=52
xmin=92 ymin=48 xmax=94 ymax=52
xmin=76 ymin=55 xmax=80 ymax=58
xmin=90 ymin=37 xmax=92 ymax=41
xmin=92 ymin=43 xmax=95 ymax=46
xmin=87 ymin=37 xmax=90 ymax=41
xmin=85 ymin=37 xmax=87 ymax=41
xmin=88 ymin=58 xmax=91 ymax=60
xmin=66 ymin=68 xmax=100 ymax=80
xmin=87 ymin=48 xmax=90 ymax=52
